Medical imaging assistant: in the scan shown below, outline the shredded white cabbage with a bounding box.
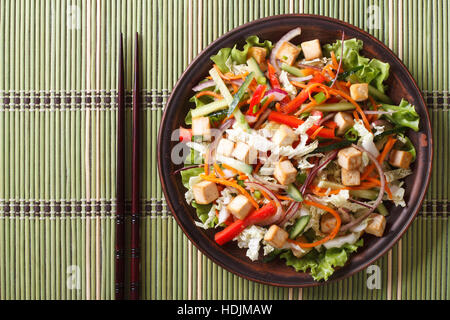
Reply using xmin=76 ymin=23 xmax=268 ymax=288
xmin=387 ymin=182 xmax=406 ymax=207
xmin=195 ymin=204 xmax=218 ymax=230
xmin=320 ymin=189 xmax=368 ymax=212
xmin=234 ymin=225 xmax=267 ymax=261
xmin=384 ymin=168 xmax=412 ymax=183
xmin=353 ymin=119 xmax=379 ymax=165
xmin=186 ymin=141 xmax=208 ymax=156
xmin=279 ymin=70 xmax=297 ymax=97
xmin=323 ymin=232 xmax=362 ymax=249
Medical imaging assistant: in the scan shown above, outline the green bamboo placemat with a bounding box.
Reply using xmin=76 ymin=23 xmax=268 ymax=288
xmin=0 ymin=0 xmax=448 ymax=300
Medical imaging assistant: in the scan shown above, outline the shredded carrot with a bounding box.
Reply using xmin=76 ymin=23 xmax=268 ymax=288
xmin=254 ymin=94 xmax=274 ymax=119
xmin=289 ymin=200 xmax=341 ymax=248
xmin=361 ymin=136 xmax=397 ymax=181
xmin=200 ymin=174 xmax=259 ymax=209
xmin=328 ymin=88 xmax=371 ymax=130
xmin=213 ymin=64 xmax=249 ymax=81
xmin=238 ymin=174 xmax=248 ymax=180
xmin=276 ymin=195 xmax=294 ymax=201
xmin=275 ymin=102 xmax=282 ymax=112
xmin=204 ymin=151 xmax=210 ymax=175
xmin=311 ymin=186 xmax=341 ymax=197
xmin=310 ymin=126 xmax=324 ymax=139
xmin=291 ymin=81 xmax=308 ymax=89
xmin=213 ymin=163 xmax=225 ymax=178
xmin=366 ymin=177 xmax=393 ymax=199
xmin=352 ymin=110 xmax=360 ymax=121
xmin=195 ymin=90 xmax=223 ymax=100
xmin=221 ymin=163 xmax=243 ymax=175
xmin=231 ymin=82 xmax=239 ymax=93
xmin=330 ymin=51 xmax=338 ymax=69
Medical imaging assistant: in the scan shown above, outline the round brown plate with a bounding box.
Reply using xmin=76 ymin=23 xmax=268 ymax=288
xmin=157 ymin=14 xmax=433 ymax=287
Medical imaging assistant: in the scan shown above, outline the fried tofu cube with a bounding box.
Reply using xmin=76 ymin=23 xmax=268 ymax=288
xmin=365 ymin=213 xmax=386 ymax=237
xmin=275 ymin=41 xmax=301 ymax=66
xmin=338 ymin=147 xmax=362 ymax=170
xmin=341 ymin=168 xmax=361 ymax=186
xmin=231 ymin=142 xmax=257 ymax=164
xmin=273 ymin=160 xmax=297 ymax=185
xmin=350 ymin=83 xmax=369 ymax=102
xmin=291 ymin=236 xmax=312 ymax=258
xmin=320 ymin=212 xmax=337 ymax=234
xmin=216 ymin=138 xmax=235 ymax=157
xmin=192 ymin=116 xmax=211 ymax=140
xmin=192 ymin=180 xmax=219 ymax=205
xmin=334 ymin=112 xmax=355 ymax=136
xmin=247 ymin=46 xmax=267 ymax=64
xmin=272 ymin=124 xmax=298 ymax=146
xmin=300 ymin=39 xmax=323 ymax=61
xmin=264 ymin=225 xmax=289 ymax=248
xmin=389 ymin=150 xmax=413 ymax=169
xmin=227 ymin=195 xmax=253 ymax=220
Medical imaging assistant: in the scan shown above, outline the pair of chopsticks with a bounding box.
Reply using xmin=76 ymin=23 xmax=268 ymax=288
xmin=116 ymin=32 xmax=140 ymax=300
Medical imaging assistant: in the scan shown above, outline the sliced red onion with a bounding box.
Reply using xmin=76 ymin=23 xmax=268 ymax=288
xmin=192 ymin=80 xmax=216 ymax=92
xmin=339 ymin=144 xmax=386 ymax=232
xmin=172 ymin=164 xmax=203 ymax=175
xmin=279 ymin=201 xmax=301 ymax=226
xmin=231 ymin=79 xmax=244 ymax=86
xmin=363 ymin=110 xmax=394 ymax=115
xmin=270 ymin=27 xmax=302 ymax=74
xmin=264 ymin=88 xmax=288 ymax=101
xmin=288 ymin=75 xmax=313 ymax=82
xmin=253 ymin=108 xmax=272 ymax=130
xmin=348 ymin=198 xmax=373 ymax=209
xmin=244 ymin=182 xmax=284 ymax=226
xmin=252 ymin=174 xmax=288 ymax=190
xmin=317 ymin=112 xmax=335 ymax=126
xmin=296 ymin=63 xmax=323 ymax=71
xmin=330 ymin=30 xmax=345 ymax=88
xmin=300 ymin=150 xmax=339 ymax=194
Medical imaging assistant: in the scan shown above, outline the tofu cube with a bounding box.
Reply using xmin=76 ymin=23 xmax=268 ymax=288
xmin=291 ymin=236 xmax=312 ymax=258
xmin=300 ymin=39 xmax=323 ymax=61
xmin=231 ymin=142 xmax=257 ymax=164
xmin=365 ymin=213 xmax=386 ymax=237
xmin=272 ymin=124 xmax=298 ymax=146
xmin=350 ymin=83 xmax=369 ymax=102
xmin=341 ymin=168 xmax=361 ymax=186
xmin=247 ymin=46 xmax=267 ymax=64
xmin=192 ymin=116 xmax=211 ymax=140
xmin=275 ymin=41 xmax=301 ymax=66
xmin=264 ymin=225 xmax=289 ymax=249
xmin=320 ymin=212 xmax=337 ymax=234
xmin=337 ymin=147 xmax=362 ymax=170
xmin=334 ymin=112 xmax=355 ymax=136
xmin=216 ymin=138 xmax=235 ymax=157
xmin=226 ymin=195 xmax=253 ymax=220
xmin=389 ymin=150 xmax=413 ymax=169
xmin=273 ymin=160 xmax=297 ymax=185
xmin=192 ymin=180 xmax=219 ymax=205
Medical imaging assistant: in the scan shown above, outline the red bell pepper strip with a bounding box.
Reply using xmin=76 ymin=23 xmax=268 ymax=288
xmin=281 ymin=88 xmax=309 ymax=114
xmin=309 ymin=72 xmax=327 ymax=84
xmin=267 ymin=63 xmax=281 ymax=89
xmin=179 ymin=126 xmax=192 ymax=142
xmin=246 ymin=84 xmax=267 ymax=115
xmin=268 ymin=111 xmax=335 ymax=139
xmin=214 ymin=203 xmax=276 ymax=245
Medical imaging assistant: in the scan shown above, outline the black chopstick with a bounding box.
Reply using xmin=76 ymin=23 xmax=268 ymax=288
xmin=115 ymin=32 xmax=125 ymax=300
xmin=130 ymin=32 xmax=140 ymax=300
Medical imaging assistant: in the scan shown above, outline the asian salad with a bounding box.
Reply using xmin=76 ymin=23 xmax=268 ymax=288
xmin=176 ymin=28 xmax=420 ymax=281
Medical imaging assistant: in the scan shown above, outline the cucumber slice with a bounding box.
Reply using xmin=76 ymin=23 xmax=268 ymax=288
xmin=209 ymin=67 xmax=233 ymax=104
xmin=281 ymin=63 xmax=307 ymax=77
xmin=311 ymin=102 xmax=355 ymax=112
xmin=227 ymin=72 xmax=255 ymax=116
xmin=289 ymin=215 xmax=311 ymax=239
xmin=286 ymin=184 xmax=303 ymax=202
xmin=190 ymin=99 xmax=229 ymax=118
xmin=216 ymin=155 xmax=253 ymax=175
xmin=246 ymin=57 xmax=270 ymax=88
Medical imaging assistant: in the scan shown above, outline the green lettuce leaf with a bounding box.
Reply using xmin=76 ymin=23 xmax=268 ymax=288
xmin=380 ymin=99 xmax=420 ymax=132
xmin=180 ymin=167 xmax=204 ymax=188
xmin=280 ymin=239 xmax=364 ymax=281
xmin=397 ymin=133 xmax=417 ymax=161
xmin=191 ymin=200 xmax=213 ymax=224
xmin=211 ymin=35 xmax=273 ymax=72
xmin=211 ymin=47 xmax=232 ymax=73
xmin=324 ymin=38 xmax=390 ymax=93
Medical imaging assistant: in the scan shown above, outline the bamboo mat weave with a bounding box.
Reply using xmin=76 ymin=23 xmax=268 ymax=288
xmin=0 ymin=0 xmax=448 ymax=300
